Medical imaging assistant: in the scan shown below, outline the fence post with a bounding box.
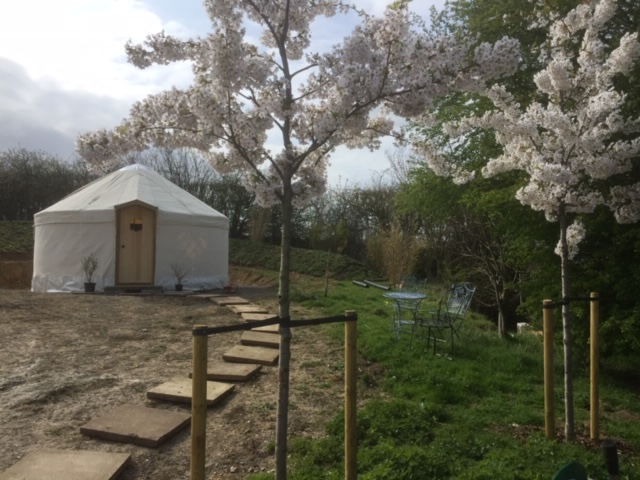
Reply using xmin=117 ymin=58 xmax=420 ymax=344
xmin=191 ymin=325 xmax=208 ymax=480
xmin=344 ymin=310 xmax=358 ymax=480
xmin=590 ymin=292 xmax=599 ymax=440
xmin=543 ymin=300 xmax=554 ymax=439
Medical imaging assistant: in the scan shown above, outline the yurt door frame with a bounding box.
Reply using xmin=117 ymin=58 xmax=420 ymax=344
xmin=115 ymin=201 xmax=157 ymax=285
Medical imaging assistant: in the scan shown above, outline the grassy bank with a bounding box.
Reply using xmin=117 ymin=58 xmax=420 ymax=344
xmin=0 ymin=221 xmax=33 ymax=254
xmin=250 ymin=280 xmax=640 ymax=479
xmin=229 ymin=238 xmax=375 ymax=281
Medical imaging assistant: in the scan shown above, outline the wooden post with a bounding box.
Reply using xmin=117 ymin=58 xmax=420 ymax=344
xmin=590 ymin=292 xmax=599 ymax=440
xmin=344 ymin=310 xmax=357 ymax=480
xmin=543 ymin=300 xmax=554 ymax=439
xmin=191 ymin=325 xmax=208 ymax=480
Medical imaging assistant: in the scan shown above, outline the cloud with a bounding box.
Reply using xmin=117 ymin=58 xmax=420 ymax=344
xmin=0 ymin=1 xmax=196 ymax=159
xmin=0 ymin=0 xmax=193 ymax=100
xmin=0 ymin=58 xmax=133 ymax=159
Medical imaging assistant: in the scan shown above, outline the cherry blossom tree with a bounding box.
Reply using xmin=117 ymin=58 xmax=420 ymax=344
xmin=413 ymin=0 xmax=640 ymax=440
xmin=76 ymin=0 xmax=520 ymax=475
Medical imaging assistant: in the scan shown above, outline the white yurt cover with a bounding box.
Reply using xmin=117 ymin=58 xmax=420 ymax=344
xmin=32 ymin=164 xmax=229 ymax=292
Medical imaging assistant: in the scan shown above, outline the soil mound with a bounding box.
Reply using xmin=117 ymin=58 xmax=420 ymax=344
xmin=0 ymin=253 xmax=32 ymax=289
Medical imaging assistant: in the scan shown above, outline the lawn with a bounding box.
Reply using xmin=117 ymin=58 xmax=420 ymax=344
xmin=251 ymin=278 xmax=640 ymax=479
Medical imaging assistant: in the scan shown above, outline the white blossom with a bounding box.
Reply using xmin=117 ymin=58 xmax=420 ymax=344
xmin=412 ymin=0 xmax=640 ymax=257
xmin=77 ymin=0 xmax=520 ymax=206
xmin=555 ymin=221 xmax=586 ymax=259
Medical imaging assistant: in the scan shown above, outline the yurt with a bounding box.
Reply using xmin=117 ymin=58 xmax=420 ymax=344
xmin=32 ymin=164 xmax=229 ymax=292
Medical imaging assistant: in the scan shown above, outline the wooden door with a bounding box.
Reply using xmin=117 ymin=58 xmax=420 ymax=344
xmin=116 ymin=203 xmax=156 ymax=285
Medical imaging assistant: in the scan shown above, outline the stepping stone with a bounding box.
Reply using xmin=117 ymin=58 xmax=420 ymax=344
xmin=242 ymin=312 xmax=279 ymax=322
xmin=147 ymin=378 xmax=235 ymax=406
xmin=190 ymin=294 xmax=217 ymax=300
xmin=80 ymin=404 xmax=190 ymax=448
xmin=0 ymin=449 xmax=131 ymax=480
xmin=228 ymin=304 xmax=269 ymax=315
xmin=251 ymin=323 xmax=279 ymax=334
xmin=188 ymin=362 xmax=262 ymax=381
xmin=223 ymin=345 xmax=279 ymax=366
xmin=211 ymin=296 xmax=249 ymax=306
xmin=241 ymin=330 xmax=280 ymax=348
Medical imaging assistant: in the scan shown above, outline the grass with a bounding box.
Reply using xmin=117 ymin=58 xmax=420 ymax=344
xmin=268 ymin=280 xmax=640 ymax=480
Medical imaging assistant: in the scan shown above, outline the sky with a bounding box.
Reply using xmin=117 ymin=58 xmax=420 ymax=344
xmin=0 ymin=0 xmax=444 ymax=186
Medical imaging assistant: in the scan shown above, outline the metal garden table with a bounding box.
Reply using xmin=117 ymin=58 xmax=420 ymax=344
xmin=383 ymin=291 xmax=426 ymax=340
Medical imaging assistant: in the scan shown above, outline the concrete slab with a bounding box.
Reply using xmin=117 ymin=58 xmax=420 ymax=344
xmin=190 ymin=294 xmax=218 ymax=300
xmin=188 ymin=362 xmax=262 ymax=381
xmin=251 ymin=323 xmax=280 ymax=334
xmin=242 ymin=312 xmax=279 ymax=322
xmin=147 ymin=378 xmax=235 ymax=406
xmin=223 ymin=345 xmax=279 ymax=366
xmin=228 ymin=304 xmax=269 ymax=315
xmin=0 ymin=449 xmax=131 ymax=480
xmin=211 ymin=296 xmax=250 ymax=306
xmin=241 ymin=330 xmax=280 ymax=348
xmin=80 ymin=404 xmax=190 ymax=448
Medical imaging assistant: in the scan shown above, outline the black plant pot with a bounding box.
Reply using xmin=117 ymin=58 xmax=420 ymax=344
xmin=175 ymin=284 xmax=183 ymax=292
xmin=84 ymin=282 xmax=96 ymax=293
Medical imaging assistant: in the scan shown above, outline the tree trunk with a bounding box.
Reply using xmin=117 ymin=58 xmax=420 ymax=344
xmin=497 ymin=305 xmax=506 ymax=338
xmin=496 ymin=285 xmax=506 ymax=338
xmin=275 ymin=185 xmax=293 ymax=480
xmin=559 ymin=204 xmax=575 ymax=441
xmin=324 ymin=249 xmax=331 ymax=298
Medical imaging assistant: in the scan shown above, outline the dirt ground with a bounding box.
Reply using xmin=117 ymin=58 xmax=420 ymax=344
xmin=0 ymin=258 xmax=364 ymax=479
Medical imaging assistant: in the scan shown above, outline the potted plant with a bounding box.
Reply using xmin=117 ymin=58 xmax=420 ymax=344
xmin=170 ymin=263 xmax=187 ymax=291
xmin=81 ymin=252 xmax=99 ymax=293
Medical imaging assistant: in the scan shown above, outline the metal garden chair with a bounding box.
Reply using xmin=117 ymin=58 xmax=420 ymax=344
xmin=415 ymin=283 xmax=475 ymax=353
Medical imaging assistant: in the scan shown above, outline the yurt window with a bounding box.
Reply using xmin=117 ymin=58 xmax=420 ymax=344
xmin=130 ymin=218 xmax=143 ymax=231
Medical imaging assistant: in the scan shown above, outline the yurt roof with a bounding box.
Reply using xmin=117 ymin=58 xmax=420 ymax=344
xmin=34 ymin=164 xmax=229 ymax=228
